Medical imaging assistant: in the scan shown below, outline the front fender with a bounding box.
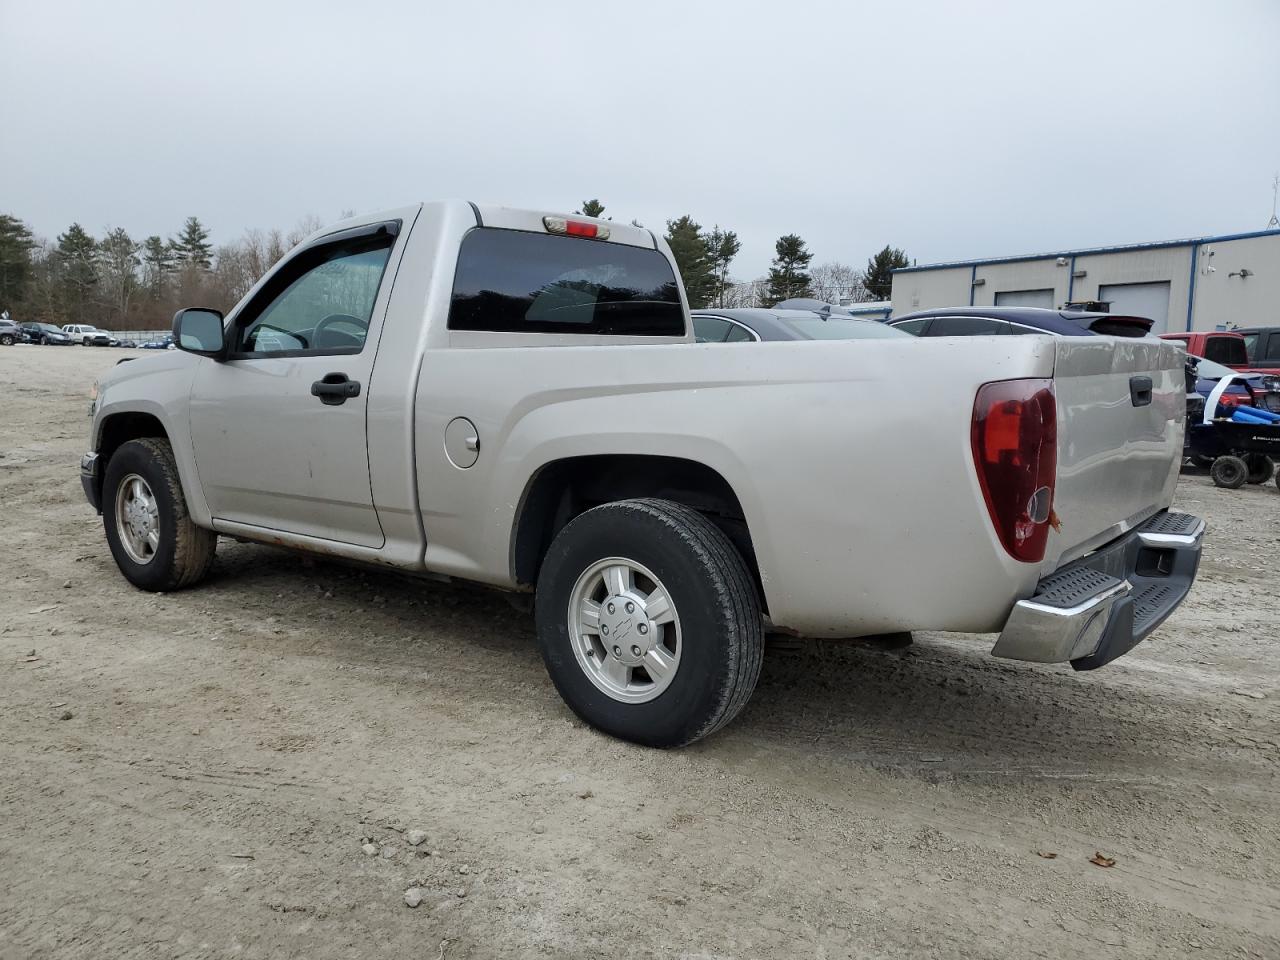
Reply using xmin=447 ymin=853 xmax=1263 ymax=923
xmin=92 ymin=355 xmax=210 ymax=527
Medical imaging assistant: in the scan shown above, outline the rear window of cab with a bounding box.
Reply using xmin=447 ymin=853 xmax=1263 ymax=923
xmin=448 ymin=228 xmax=684 ymax=336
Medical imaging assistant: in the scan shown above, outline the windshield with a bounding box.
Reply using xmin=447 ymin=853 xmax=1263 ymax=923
xmin=1190 ymin=354 xmax=1237 ymax=380
xmin=782 ymin=317 xmax=911 ymax=341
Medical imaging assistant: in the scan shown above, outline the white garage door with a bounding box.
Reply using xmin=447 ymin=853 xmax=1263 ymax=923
xmin=1098 ymin=281 xmax=1171 ymax=333
xmin=994 ymin=288 xmax=1055 ymax=309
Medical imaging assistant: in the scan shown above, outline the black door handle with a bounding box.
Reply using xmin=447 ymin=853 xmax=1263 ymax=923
xmin=311 ymin=373 xmax=361 ymax=406
xmin=1129 ymin=375 xmax=1153 ymax=407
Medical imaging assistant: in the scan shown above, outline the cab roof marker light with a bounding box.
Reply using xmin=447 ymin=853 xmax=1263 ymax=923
xmin=543 ymin=216 xmax=610 ymax=240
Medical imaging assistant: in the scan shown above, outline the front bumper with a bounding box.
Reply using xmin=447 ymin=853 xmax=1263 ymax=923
xmin=80 ymin=452 xmax=101 ymax=513
xmin=993 ymin=511 xmax=1204 ymax=670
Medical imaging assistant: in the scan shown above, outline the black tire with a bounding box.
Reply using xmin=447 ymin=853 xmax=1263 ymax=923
xmin=102 ymin=438 xmax=216 ymax=591
xmin=0 ymin=334 xmax=13 ymax=346
xmin=39 ymin=336 xmax=48 ymax=345
xmin=1245 ymin=454 xmax=1274 ymax=485
xmin=534 ymin=498 xmax=763 ymax=748
xmin=1210 ymin=455 xmax=1248 ymax=489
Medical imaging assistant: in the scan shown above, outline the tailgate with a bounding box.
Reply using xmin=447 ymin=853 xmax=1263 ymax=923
xmin=1046 ymin=337 xmax=1185 ymax=570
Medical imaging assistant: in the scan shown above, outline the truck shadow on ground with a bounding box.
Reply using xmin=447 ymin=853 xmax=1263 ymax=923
xmin=196 ymin=542 xmax=1219 ymax=782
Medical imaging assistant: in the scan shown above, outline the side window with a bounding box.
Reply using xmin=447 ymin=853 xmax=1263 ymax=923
xmin=928 ymin=316 xmax=1007 ymax=336
xmin=234 ymin=232 xmax=395 ymax=356
xmin=724 ymin=322 xmax=755 ymax=342
xmin=1241 ymin=332 xmax=1258 ymax=359
xmin=890 ymin=318 xmax=930 ymax=336
xmin=1265 ymin=335 xmax=1280 ymax=362
xmin=693 ymin=316 xmax=732 ymax=342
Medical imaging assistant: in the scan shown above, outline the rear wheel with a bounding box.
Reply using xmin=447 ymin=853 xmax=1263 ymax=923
xmin=0 ymin=334 xmax=13 ymax=346
xmin=1210 ymin=455 xmax=1248 ymax=489
xmin=103 ymin=438 xmax=216 ymax=591
xmin=534 ymin=498 xmax=763 ymax=747
xmin=1245 ymin=454 xmax=1274 ymax=485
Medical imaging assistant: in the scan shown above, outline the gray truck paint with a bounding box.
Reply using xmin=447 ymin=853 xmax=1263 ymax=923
xmin=87 ymin=200 xmax=1191 ymax=643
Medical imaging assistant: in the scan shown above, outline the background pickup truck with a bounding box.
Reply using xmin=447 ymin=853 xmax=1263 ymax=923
xmin=1161 ymin=330 xmax=1280 ymax=376
xmin=80 ymin=201 xmax=1204 ymax=746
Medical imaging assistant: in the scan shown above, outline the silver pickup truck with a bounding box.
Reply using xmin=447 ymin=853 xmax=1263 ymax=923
xmin=80 ymin=201 xmax=1204 ymax=746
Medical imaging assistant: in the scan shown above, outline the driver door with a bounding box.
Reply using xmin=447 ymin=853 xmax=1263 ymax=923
xmin=188 ymin=220 xmax=403 ymax=547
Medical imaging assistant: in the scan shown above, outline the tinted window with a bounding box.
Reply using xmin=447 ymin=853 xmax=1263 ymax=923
xmin=724 ymin=323 xmax=755 ymax=342
xmin=926 ymin=316 xmax=1008 ymax=336
xmin=1263 ymin=336 xmax=1280 ymax=362
xmin=235 ymin=234 xmax=394 ymax=355
xmin=1240 ymin=332 xmax=1258 ymax=359
xmin=449 ymin=228 xmax=683 ymax=336
xmin=891 ymin=318 xmax=930 ymax=336
xmin=784 ymin=317 xmax=911 ymax=340
xmin=694 ymin=316 xmax=734 ymax=342
xmin=1203 ymin=336 xmax=1247 ymax=366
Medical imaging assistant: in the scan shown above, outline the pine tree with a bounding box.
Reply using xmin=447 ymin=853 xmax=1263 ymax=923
xmin=0 ymin=214 xmax=36 ymax=311
xmin=863 ymin=245 xmax=909 ymax=301
xmin=763 ymin=234 xmax=813 ymax=306
xmin=575 ymin=199 xmax=607 ymax=219
xmin=663 ymin=216 xmax=715 ymax=309
xmin=55 ymin=223 xmax=99 ymax=323
xmin=171 ymin=216 xmax=213 ymax=269
xmin=704 ymin=226 xmax=740 ymax=308
xmin=142 ymin=235 xmax=175 ymax=298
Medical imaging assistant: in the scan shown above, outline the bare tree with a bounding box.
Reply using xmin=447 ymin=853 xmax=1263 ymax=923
xmin=97 ymin=227 xmax=142 ymax=324
xmin=810 ymin=261 xmax=868 ymax=305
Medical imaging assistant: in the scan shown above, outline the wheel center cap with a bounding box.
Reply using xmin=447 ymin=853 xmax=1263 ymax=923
xmin=600 ymin=595 xmax=649 ymax=665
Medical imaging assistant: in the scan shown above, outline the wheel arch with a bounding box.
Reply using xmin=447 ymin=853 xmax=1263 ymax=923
xmin=509 ymin=453 xmax=765 ymax=610
xmin=92 ymin=403 xmax=213 ymax=527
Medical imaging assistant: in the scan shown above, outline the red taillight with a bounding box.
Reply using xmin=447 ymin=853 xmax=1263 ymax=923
xmin=971 ymin=379 xmax=1057 ymax=563
xmin=543 ymin=216 xmax=610 ymax=240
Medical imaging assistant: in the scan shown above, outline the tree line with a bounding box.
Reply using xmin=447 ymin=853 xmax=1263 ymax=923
xmin=0 ymin=203 xmax=910 ymax=329
xmin=0 ymin=212 xmax=323 ymax=330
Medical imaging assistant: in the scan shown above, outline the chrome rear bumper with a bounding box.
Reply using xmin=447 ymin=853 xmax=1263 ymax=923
xmin=993 ymin=512 xmax=1204 ymax=669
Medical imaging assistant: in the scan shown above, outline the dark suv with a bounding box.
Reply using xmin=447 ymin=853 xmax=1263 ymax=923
xmin=1239 ymin=327 xmax=1280 ymax=372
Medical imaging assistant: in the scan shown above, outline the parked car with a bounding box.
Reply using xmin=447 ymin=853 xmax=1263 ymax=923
xmin=140 ymin=336 xmax=175 ymax=350
xmin=1237 ymin=326 xmax=1280 ymax=373
xmin=21 ymin=322 xmax=73 ymax=345
xmin=1160 ymin=330 xmax=1280 ymax=376
xmin=63 ymin=324 xmax=113 ymax=347
xmin=692 ymin=308 xmax=911 ymax=343
xmin=1188 ymin=354 xmax=1277 ymax=411
xmin=79 ymin=201 xmax=1203 ymax=747
xmin=0 ymin=317 xmax=22 ymax=345
xmin=888 ymin=306 xmax=1153 ymax=338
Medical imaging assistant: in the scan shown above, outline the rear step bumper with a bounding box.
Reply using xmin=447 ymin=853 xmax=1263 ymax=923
xmin=992 ymin=511 xmax=1204 ymax=669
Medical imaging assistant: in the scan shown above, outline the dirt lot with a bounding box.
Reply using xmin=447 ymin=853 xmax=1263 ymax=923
xmin=1 ymin=345 xmax=1277 ymax=960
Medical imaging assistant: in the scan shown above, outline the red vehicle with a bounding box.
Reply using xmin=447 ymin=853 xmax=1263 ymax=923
xmin=1159 ymin=331 xmax=1280 ymax=377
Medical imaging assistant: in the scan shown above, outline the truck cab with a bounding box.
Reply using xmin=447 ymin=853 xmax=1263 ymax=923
xmin=1161 ymin=330 xmax=1280 ymax=376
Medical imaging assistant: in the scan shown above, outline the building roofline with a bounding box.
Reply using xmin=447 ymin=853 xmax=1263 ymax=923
xmin=892 ymin=228 xmax=1280 ymax=274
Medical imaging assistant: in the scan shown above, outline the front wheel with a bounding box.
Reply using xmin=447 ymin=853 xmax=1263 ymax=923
xmin=1210 ymin=454 xmax=1248 ymax=489
xmin=1245 ymin=454 xmax=1274 ymax=485
xmin=102 ymin=438 xmax=216 ymax=591
xmin=0 ymin=334 xmax=13 ymax=346
xmin=534 ymin=499 xmax=763 ymax=747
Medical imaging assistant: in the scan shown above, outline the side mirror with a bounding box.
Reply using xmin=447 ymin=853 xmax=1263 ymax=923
xmin=173 ymin=308 xmax=226 ymax=358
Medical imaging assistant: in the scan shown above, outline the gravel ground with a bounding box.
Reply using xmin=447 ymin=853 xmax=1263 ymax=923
xmin=1 ymin=346 xmax=1277 ymax=960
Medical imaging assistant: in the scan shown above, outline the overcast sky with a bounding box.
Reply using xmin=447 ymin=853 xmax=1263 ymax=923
xmin=3 ymin=0 xmax=1278 ymax=280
